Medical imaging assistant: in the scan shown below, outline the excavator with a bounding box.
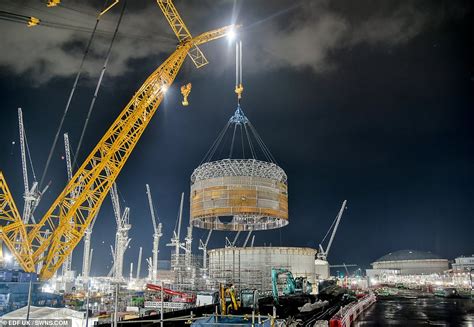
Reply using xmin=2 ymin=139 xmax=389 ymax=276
xmin=271 ymin=268 xmax=312 ymax=305
xmin=219 ymin=283 xmax=260 ymax=315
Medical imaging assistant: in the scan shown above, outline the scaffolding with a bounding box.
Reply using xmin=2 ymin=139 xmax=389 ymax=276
xmin=208 ymin=247 xmax=317 ymax=292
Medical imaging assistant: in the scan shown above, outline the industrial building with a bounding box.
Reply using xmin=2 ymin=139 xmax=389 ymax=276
xmin=368 ymin=250 xmax=449 ymax=276
xmin=452 ymin=255 xmax=474 ymax=272
xmin=208 ymin=246 xmax=316 ymax=291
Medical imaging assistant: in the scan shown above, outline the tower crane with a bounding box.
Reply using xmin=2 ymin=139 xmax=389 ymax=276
xmin=166 ymin=193 xmax=185 ymax=270
xmin=198 ymin=229 xmax=212 ymax=271
xmin=242 ymin=230 xmax=252 ymax=248
xmin=18 ymin=108 xmax=48 ymax=225
xmin=317 ymin=200 xmax=347 ymax=261
xmin=61 ymin=133 xmax=74 ymax=277
xmin=82 ymin=215 xmax=96 ymax=281
xmin=136 ymin=246 xmax=142 ymax=279
xmin=225 ymin=231 xmax=241 ymax=248
xmin=110 ymin=183 xmax=131 ymax=281
xmin=0 ymin=0 xmax=237 ymax=279
xmin=145 ymin=184 xmax=162 ymax=283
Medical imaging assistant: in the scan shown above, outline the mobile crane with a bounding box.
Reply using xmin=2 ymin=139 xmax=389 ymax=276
xmin=0 ymin=0 xmax=237 ymax=279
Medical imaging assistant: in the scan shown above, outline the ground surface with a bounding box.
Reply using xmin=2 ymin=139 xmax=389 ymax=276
xmin=354 ymin=296 xmax=474 ymax=326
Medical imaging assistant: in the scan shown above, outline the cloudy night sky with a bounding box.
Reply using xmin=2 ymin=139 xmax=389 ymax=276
xmin=0 ymin=0 xmax=472 ymax=276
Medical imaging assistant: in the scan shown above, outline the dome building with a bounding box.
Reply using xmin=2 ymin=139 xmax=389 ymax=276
xmin=370 ymin=250 xmax=449 ymax=275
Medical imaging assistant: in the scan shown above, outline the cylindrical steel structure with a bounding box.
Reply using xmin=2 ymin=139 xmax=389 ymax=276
xmin=190 ymin=159 xmax=288 ymax=231
xmin=208 ymin=247 xmax=316 ymax=291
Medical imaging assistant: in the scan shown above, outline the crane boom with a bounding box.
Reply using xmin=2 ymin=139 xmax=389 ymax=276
xmin=0 ymin=0 xmax=236 ymax=279
xmin=145 ymin=184 xmax=158 ymax=232
xmin=325 ymin=200 xmax=346 ymax=257
xmin=318 ymin=200 xmax=347 ymax=261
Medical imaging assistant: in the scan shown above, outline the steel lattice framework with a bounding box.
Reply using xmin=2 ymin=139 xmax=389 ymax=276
xmin=0 ymin=11 xmax=235 ymax=278
xmin=191 ymin=159 xmax=287 ymax=184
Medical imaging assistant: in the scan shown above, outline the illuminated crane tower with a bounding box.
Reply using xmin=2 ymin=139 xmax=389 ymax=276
xmin=0 ymin=0 xmax=236 ymax=279
xmin=110 ymin=183 xmax=131 ymax=281
xmin=145 ymin=184 xmax=162 ymax=283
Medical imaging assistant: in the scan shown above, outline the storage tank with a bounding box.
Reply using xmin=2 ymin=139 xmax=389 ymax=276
xmin=208 ymin=246 xmax=316 ymax=291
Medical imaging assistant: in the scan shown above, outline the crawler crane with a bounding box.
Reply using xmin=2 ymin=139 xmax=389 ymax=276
xmin=0 ymin=0 xmax=237 ymax=279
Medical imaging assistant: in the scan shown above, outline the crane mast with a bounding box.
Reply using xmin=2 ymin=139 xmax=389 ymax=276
xmin=198 ymin=229 xmax=213 ymax=270
xmin=0 ymin=1 xmax=236 ymax=279
xmin=166 ymin=192 xmax=184 ymax=271
xmin=136 ymin=246 xmax=142 ymax=280
xmin=318 ymin=200 xmax=347 ymax=261
xmin=145 ymin=184 xmax=162 ymax=282
xmin=18 ymin=108 xmax=42 ymax=225
xmin=110 ymin=183 xmax=131 ymax=281
xmin=61 ymin=133 xmax=74 ymax=277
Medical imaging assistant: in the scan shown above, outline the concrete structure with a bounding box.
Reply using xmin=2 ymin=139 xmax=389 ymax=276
xmin=208 ymin=246 xmax=316 ymax=291
xmin=452 ymin=255 xmax=474 ymax=272
xmin=315 ymin=259 xmax=330 ymax=279
xmin=370 ymin=250 xmax=449 ymax=275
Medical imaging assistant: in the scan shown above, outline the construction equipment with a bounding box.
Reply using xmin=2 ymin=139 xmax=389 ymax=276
xmin=225 ymin=231 xmax=241 ymax=248
xmin=0 ymin=0 xmax=236 ymax=279
xmin=317 ymin=200 xmax=347 ymax=261
xmin=180 ymin=83 xmax=192 ymax=106
xmin=166 ymin=193 xmax=185 ymax=270
xmin=27 ymin=17 xmax=40 ymax=27
xmin=18 ymin=108 xmax=48 ymax=225
xmin=145 ymin=184 xmax=162 ymax=282
xmin=46 ymin=0 xmax=61 ymax=7
xmin=198 ymin=229 xmax=213 ymax=270
xmin=271 ymin=268 xmax=312 ymax=305
xmin=219 ymin=283 xmax=239 ymax=315
xmin=136 ymin=246 xmax=142 ymax=279
xmin=110 ymin=183 xmax=131 ymax=281
xmin=146 ymin=283 xmax=194 ymax=303
xmin=234 ymin=41 xmax=243 ymax=100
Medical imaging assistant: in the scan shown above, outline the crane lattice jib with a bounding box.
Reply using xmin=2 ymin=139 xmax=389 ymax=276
xmin=156 ymin=0 xmax=208 ymax=68
xmin=0 ymin=26 xmax=233 ymax=280
xmin=0 ymin=172 xmax=35 ymax=272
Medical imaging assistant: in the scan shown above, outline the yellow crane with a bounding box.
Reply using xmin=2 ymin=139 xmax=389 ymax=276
xmin=0 ymin=0 xmax=237 ymax=280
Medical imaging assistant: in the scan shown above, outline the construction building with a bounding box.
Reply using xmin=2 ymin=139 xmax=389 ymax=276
xmin=208 ymin=246 xmax=317 ymax=291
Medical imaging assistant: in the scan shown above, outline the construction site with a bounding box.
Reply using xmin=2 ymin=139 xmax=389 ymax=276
xmin=1 ymin=0 xmax=472 ymax=326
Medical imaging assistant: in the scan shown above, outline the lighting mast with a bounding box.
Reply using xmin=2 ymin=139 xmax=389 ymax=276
xmin=146 ymin=184 xmax=162 ymax=282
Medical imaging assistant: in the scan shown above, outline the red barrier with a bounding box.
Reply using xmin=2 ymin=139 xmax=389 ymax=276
xmin=330 ymin=293 xmax=376 ymax=327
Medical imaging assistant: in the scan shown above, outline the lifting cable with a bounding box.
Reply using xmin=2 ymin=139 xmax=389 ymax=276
xmin=71 ymin=1 xmax=127 ymax=171
xmin=38 ymin=3 xmax=105 ymax=189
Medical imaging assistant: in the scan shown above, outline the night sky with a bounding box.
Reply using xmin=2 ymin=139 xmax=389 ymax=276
xmin=0 ymin=0 xmax=472 ymax=276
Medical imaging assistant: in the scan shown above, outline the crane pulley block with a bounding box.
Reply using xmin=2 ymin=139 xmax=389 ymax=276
xmin=181 ymin=83 xmax=192 ymax=106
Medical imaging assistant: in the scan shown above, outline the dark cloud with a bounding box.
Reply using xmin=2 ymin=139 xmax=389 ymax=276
xmin=0 ymin=0 xmax=467 ymax=83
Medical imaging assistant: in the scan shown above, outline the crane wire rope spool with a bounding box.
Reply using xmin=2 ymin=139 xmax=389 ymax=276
xmin=190 ymin=41 xmax=288 ymax=232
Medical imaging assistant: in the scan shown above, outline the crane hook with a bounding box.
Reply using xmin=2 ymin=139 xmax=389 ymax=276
xmin=181 ymin=83 xmax=192 ymax=106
